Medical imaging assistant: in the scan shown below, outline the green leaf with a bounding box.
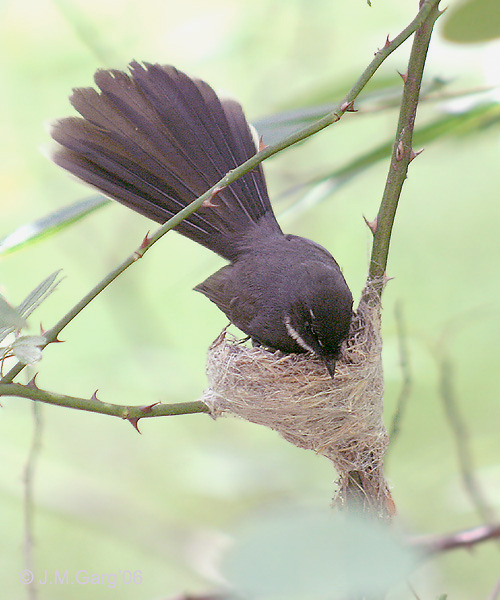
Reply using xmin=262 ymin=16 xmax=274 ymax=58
xmin=442 ymin=0 xmax=500 ymax=44
xmin=11 ymin=335 xmax=46 ymax=365
xmin=254 ymin=77 xmax=446 ymax=145
xmin=0 ymin=195 xmax=109 ymax=257
xmin=0 ymin=271 xmax=63 ymax=344
xmin=223 ymin=509 xmax=416 ymax=599
xmin=282 ymin=99 xmax=500 ymax=217
xmin=17 ymin=270 xmax=64 ymax=320
xmin=0 ymin=296 xmax=27 ymax=332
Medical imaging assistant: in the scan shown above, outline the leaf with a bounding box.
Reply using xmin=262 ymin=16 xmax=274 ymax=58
xmin=0 ymin=296 xmax=27 ymax=332
xmin=254 ymin=77 xmax=446 ymax=145
xmin=0 ymin=195 xmax=109 ymax=257
xmin=442 ymin=0 xmax=500 ymax=44
xmin=17 ymin=270 xmax=64 ymax=320
xmin=281 ymin=98 xmax=500 ymax=218
xmin=0 ymin=272 xmax=63 ymax=344
xmin=223 ymin=509 xmax=416 ymax=600
xmin=281 ymin=175 xmax=354 ymax=221
xmin=11 ymin=335 xmax=46 ymax=365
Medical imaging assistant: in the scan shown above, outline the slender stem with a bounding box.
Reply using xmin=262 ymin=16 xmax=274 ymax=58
xmin=367 ymin=0 xmax=442 ymax=298
xmin=1 ymin=0 xmax=439 ymax=390
xmin=23 ymin=400 xmax=42 ymax=600
xmin=489 ymin=573 xmax=500 ymax=600
xmin=438 ymin=353 xmax=496 ymax=525
xmin=0 ymin=383 xmax=209 ymax=419
xmin=347 ymin=0 xmax=441 ymax=516
xmin=409 ymin=522 xmax=500 ymax=555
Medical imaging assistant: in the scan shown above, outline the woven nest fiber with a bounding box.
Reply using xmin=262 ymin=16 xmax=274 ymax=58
xmin=202 ymin=285 xmax=392 ymax=516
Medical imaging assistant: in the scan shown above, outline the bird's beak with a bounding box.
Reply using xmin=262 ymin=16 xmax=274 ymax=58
xmin=324 ymin=357 xmax=337 ymax=379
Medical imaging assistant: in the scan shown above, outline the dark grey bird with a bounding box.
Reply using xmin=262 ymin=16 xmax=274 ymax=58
xmin=50 ymin=61 xmax=353 ymax=376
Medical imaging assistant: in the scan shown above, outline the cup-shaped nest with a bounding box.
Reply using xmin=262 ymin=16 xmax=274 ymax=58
xmin=202 ymin=287 xmax=392 ymax=516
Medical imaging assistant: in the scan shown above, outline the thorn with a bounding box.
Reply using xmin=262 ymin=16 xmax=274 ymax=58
xmin=340 ymin=100 xmax=357 ymax=113
xmin=258 ymin=136 xmax=268 ymax=152
xmin=133 ymin=231 xmax=152 ymax=261
xmin=27 ymin=374 xmax=39 ymax=389
xmin=409 ymin=148 xmax=424 ymax=162
xmin=140 ymin=401 xmax=160 ymax=414
xmin=127 ymin=417 xmax=142 ymax=434
xmin=437 ymin=6 xmax=448 ymax=17
xmin=383 ymin=272 xmax=395 ymax=287
xmin=132 ymin=231 xmax=153 ymax=262
xmin=363 ymin=215 xmax=378 ymax=235
xmin=211 ymin=185 xmax=225 ymax=198
xmin=201 ymin=198 xmax=219 ymax=208
xmin=202 ymin=185 xmax=224 ymax=208
xmin=396 ymin=139 xmax=405 ymax=161
xmin=140 ymin=231 xmax=152 ymax=250
xmin=90 ymin=390 xmax=99 ymax=401
xmin=398 ymin=70 xmax=408 ymax=83
xmin=375 ymin=35 xmax=391 ymax=55
xmin=40 ymin=323 xmax=46 ymax=335
xmin=48 ymin=334 xmax=65 ymax=344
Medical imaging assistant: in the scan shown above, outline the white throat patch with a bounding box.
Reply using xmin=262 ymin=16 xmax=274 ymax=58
xmin=283 ymin=315 xmax=315 ymax=354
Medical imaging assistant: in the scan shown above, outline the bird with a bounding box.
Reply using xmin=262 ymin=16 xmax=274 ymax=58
xmin=50 ymin=61 xmax=353 ymax=377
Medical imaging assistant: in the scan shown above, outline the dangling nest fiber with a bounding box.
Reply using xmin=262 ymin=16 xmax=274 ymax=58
xmin=201 ymin=284 xmax=393 ymax=517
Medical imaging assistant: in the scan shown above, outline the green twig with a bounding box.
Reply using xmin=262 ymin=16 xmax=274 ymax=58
xmin=366 ymin=0 xmax=442 ymax=299
xmin=0 ymin=382 xmax=209 ymax=422
xmin=1 ymin=0 xmax=439 ymax=399
xmin=345 ymin=0 xmax=441 ymax=516
xmin=285 ymin=95 xmax=499 ymax=220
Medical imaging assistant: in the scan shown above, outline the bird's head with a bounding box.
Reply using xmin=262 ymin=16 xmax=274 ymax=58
xmin=284 ymin=261 xmax=353 ymax=377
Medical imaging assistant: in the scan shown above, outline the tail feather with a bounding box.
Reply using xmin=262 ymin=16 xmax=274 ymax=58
xmin=221 ymin=98 xmax=272 ymax=220
xmin=50 ymin=61 xmax=280 ymax=260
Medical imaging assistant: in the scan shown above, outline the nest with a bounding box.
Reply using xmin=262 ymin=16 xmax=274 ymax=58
xmin=201 ymin=285 xmax=393 ymax=517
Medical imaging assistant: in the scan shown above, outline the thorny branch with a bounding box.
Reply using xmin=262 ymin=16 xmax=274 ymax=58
xmin=1 ymin=0 xmax=441 ymax=390
xmin=366 ymin=0 xmax=442 ymax=299
xmin=0 ymin=382 xmax=209 ymax=431
xmin=410 ymin=522 xmax=500 ymax=555
xmin=347 ymin=0 xmax=441 ymax=513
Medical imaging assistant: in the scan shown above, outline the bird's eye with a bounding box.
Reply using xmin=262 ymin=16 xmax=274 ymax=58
xmin=308 ymin=320 xmax=326 ymax=348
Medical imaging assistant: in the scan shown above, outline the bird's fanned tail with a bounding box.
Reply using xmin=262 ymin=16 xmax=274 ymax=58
xmin=50 ymin=61 xmax=280 ymax=261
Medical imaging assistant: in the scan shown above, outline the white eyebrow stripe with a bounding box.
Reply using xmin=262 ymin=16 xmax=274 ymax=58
xmin=284 ymin=315 xmax=315 ymax=354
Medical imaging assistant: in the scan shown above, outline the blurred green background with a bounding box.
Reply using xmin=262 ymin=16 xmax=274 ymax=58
xmin=1 ymin=0 xmax=500 ymax=598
